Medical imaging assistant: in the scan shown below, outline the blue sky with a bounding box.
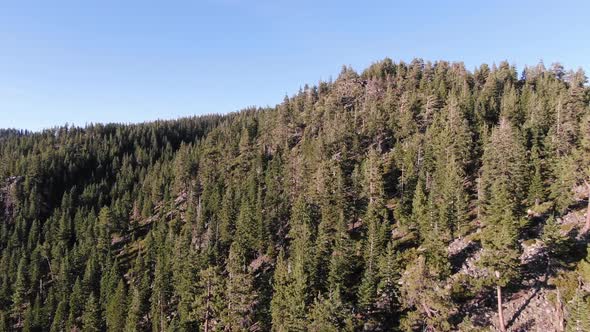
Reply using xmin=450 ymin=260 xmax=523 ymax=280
xmin=1 ymin=0 xmax=588 ymax=131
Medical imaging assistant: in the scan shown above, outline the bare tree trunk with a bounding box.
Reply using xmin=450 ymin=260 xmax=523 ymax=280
xmin=584 ymin=180 xmax=590 ymax=233
xmin=46 ymin=257 xmax=54 ymax=280
xmin=476 ymin=176 xmax=482 ymax=220
xmin=556 ymin=287 xmax=564 ymax=332
xmin=421 ymin=300 xmax=433 ymax=318
xmin=497 ymin=285 xmax=506 ymax=332
xmin=205 ymin=277 xmax=211 ymax=332
xmin=159 ymin=297 xmax=164 ymax=332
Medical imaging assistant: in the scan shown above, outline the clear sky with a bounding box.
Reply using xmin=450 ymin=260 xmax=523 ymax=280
xmin=1 ymin=0 xmax=588 ymax=131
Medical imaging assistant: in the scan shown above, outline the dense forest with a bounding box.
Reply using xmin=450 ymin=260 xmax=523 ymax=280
xmin=0 ymin=59 xmax=589 ymax=331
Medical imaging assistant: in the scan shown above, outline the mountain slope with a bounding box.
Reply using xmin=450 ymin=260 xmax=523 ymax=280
xmin=0 ymin=59 xmax=589 ymax=331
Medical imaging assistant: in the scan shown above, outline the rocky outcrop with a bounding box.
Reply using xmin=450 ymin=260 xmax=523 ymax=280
xmin=481 ymin=209 xmax=586 ymax=331
xmin=0 ymin=176 xmax=23 ymax=221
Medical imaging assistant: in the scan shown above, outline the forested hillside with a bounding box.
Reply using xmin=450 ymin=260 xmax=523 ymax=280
xmin=0 ymin=59 xmax=589 ymax=331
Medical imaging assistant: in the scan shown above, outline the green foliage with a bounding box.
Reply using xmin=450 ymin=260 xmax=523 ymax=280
xmin=400 ymin=255 xmax=455 ymax=331
xmin=478 ymin=120 xmax=525 ymax=288
xmin=82 ymin=294 xmax=101 ymax=332
xmin=193 ymin=266 xmax=224 ymax=332
xmin=271 ymin=249 xmax=306 ymax=331
xmin=542 ymin=215 xmax=569 ymax=261
xmin=124 ymin=286 xmax=142 ymax=332
xmin=222 ymin=243 xmax=257 ymax=331
xmin=106 ymin=279 xmax=127 ymax=332
xmin=11 ymin=256 xmax=28 ymax=323
xmin=49 ymin=300 xmax=67 ymax=332
xmin=566 ymin=289 xmax=590 ymax=332
xmin=527 ymin=137 xmax=547 ymax=206
xmin=550 ymin=155 xmax=577 ymax=213
xmin=307 ymin=289 xmax=350 ymax=332
xmin=67 ymin=278 xmax=84 ymax=330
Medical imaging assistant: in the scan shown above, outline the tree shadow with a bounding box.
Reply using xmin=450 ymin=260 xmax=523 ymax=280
xmin=512 ymin=318 xmax=535 ymax=332
xmin=505 ymin=283 xmax=542 ymax=330
xmin=505 ymin=221 xmax=588 ymax=330
xmin=453 ymin=207 xmax=589 ymax=330
xmin=449 ymin=240 xmax=481 ymax=274
xmin=457 ymin=290 xmax=495 ymax=328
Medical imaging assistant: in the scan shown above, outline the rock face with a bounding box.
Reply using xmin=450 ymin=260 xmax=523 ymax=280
xmin=452 ymin=208 xmax=588 ymax=332
xmin=491 ymin=285 xmax=558 ymax=332
xmin=0 ymin=176 xmax=23 ymax=221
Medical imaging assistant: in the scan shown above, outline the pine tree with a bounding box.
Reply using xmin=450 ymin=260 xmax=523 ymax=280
xmin=410 ymin=176 xmax=429 ymax=234
xmin=565 ymin=289 xmax=590 ymax=332
xmin=193 ymin=266 xmax=224 ymax=332
xmin=81 ymin=293 xmax=101 ymax=332
xmin=97 ymin=207 xmax=113 ymax=259
xmin=67 ymin=277 xmax=84 ymax=330
xmin=124 ymin=286 xmax=142 ymax=332
xmin=0 ymin=311 xmax=8 ymax=332
xmin=433 ymin=156 xmax=469 ymax=239
xmin=400 ymin=255 xmax=454 ymax=331
xmin=285 ymin=196 xmax=313 ymax=328
xmin=577 ymin=245 xmax=590 ymax=286
xmin=82 ymin=253 xmax=100 ymax=299
xmin=313 ymin=206 xmax=337 ymax=295
xmin=12 ymin=255 xmax=28 ymax=326
xmin=23 ymin=304 xmax=34 ymax=332
xmin=106 ymin=278 xmax=127 ymax=332
xmin=172 ymin=142 xmax=195 ymax=196
xmin=577 ymin=112 xmax=590 ymax=232
xmin=527 ymin=137 xmax=546 ymax=208
xmin=307 ymin=288 xmax=349 ymax=332
xmin=326 ymin=209 xmax=356 ymax=301
xmin=548 ymin=93 xmax=580 ymax=159
xmin=172 ymin=223 xmax=199 ymax=330
xmin=150 ymin=250 xmax=173 ymax=332
xmin=218 ymin=185 xmax=237 ymax=250
xmin=478 ymin=120 xmax=526 ymax=332
xmin=235 ymin=194 xmax=257 ymax=257
xmin=271 ymin=249 xmax=306 ymax=332
xmin=222 ymin=243 xmax=257 ymax=331
xmin=357 ymin=263 xmax=378 ymax=324
xmin=29 ymin=295 xmax=42 ymax=332
xmin=375 ymin=241 xmax=401 ymax=328
xmin=479 ymin=180 xmax=521 ymax=332
xmin=358 ymin=200 xmax=389 ymax=324
xmin=550 ymin=155 xmax=577 ymax=213
xmin=480 ymin=118 xmax=527 ymax=218
xmin=500 ymin=83 xmax=523 ymax=125
xmin=358 ymin=150 xmax=390 ymax=324
xmin=49 ymin=299 xmax=67 ymax=332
